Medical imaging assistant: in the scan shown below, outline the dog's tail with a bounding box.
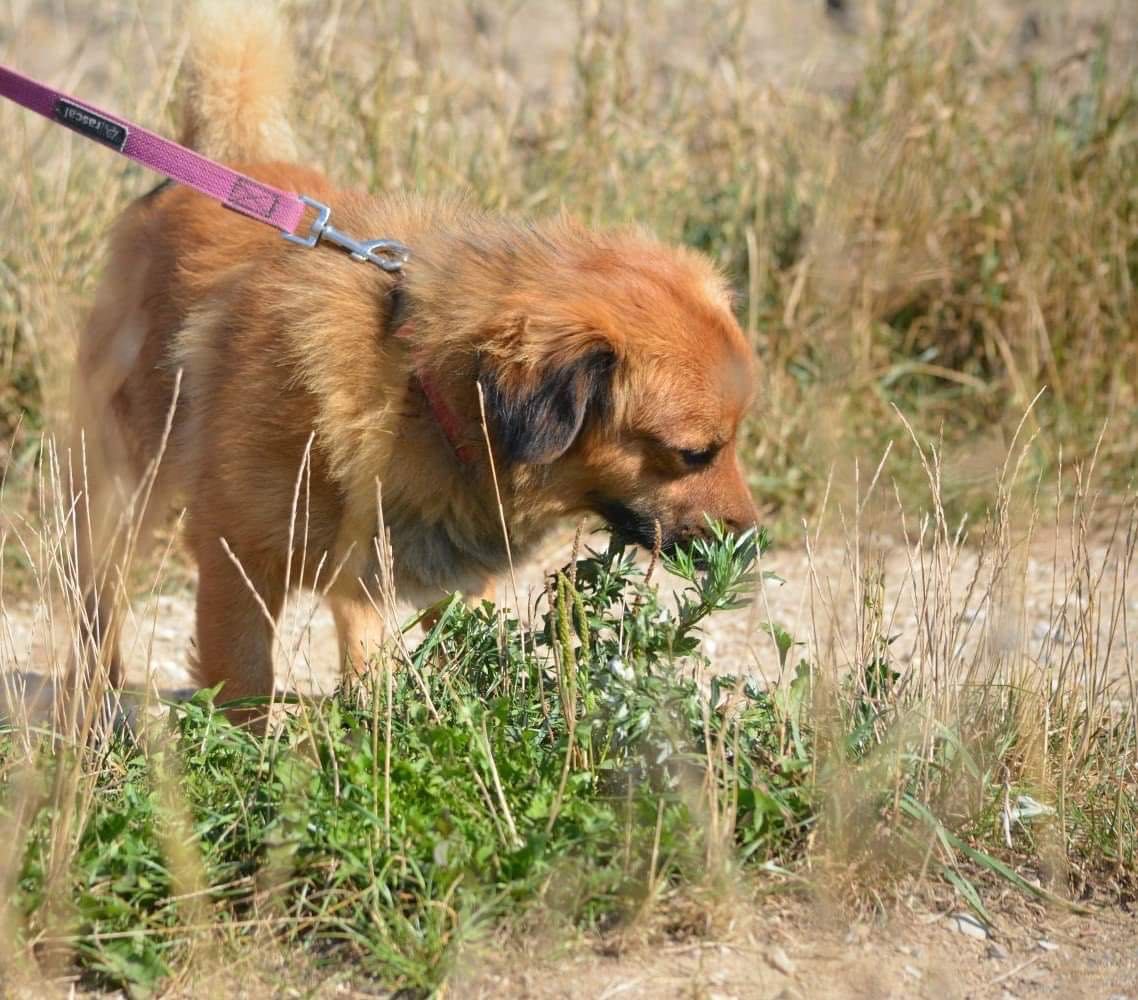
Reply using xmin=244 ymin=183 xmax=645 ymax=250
xmin=178 ymin=0 xmax=298 ymax=162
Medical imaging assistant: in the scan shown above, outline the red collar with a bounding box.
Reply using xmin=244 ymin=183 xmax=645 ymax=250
xmin=395 ymin=321 xmax=477 ymax=465
xmin=415 ymin=370 xmax=477 ymax=464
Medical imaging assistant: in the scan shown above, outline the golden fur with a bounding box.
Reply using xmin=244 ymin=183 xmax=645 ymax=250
xmin=72 ymin=3 xmax=758 ymax=721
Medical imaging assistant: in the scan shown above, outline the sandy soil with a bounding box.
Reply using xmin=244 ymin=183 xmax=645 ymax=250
xmin=171 ymin=882 xmax=1138 ymax=998
xmin=455 ymin=901 xmax=1138 ymax=1000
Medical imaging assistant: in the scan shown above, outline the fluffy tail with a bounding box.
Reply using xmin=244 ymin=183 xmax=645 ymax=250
xmin=178 ymin=0 xmax=297 ymax=162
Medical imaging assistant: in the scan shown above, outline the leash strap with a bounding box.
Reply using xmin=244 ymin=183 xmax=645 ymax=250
xmin=0 ymin=63 xmax=306 ymax=233
xmin=0 ymin=63 xmax=410 ymax=271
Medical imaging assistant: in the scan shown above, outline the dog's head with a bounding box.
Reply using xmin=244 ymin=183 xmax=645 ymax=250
xmin=454 ymin=220 xmax=759 ymax=552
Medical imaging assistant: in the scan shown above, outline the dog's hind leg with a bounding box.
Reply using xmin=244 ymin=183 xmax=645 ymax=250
xmin=66 ymin=284 xmax=179 ymax=736
xmin=69 ymin=470 xmax=169 ymax=728
xmin=70 ymin=441 xmax=132 ymax=695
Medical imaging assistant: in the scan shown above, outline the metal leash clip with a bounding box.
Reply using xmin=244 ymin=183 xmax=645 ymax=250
xmin=283 ymin=195 xmax=410 ymax=272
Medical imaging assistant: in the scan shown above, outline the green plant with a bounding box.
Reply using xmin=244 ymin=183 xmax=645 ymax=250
xmin=3 ymin=527 xmax=817 ymax=992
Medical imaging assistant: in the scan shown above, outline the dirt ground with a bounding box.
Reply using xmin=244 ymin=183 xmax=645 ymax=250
xmin=4 ymin=519 xmax=1135 ymax=707
xmin=455 ymin=901 xmax=1138 ymax=1000
xmin=175 ymin=883 xmax=1138 ymax=998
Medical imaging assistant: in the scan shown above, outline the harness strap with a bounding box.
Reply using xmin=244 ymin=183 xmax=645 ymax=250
xmin=417 ymin=374 xmax=478 ymax=466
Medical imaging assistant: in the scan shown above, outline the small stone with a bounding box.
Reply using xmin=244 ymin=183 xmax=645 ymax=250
xmin=903 ymin=965 xmax=922 ymax=980
xmin=948 ymin=912 xmax=989 ymax=940
xmin=767 ymin=945 xmax=796 ymax=976
xmin=1037 ymin=939 xmax=1059 ymax=952
xmin=987 ymin=943 xmax=1010 ymax=961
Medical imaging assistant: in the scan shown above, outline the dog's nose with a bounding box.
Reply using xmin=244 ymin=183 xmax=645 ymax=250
xmin=713 ymin=500 xmax=759 ymax=536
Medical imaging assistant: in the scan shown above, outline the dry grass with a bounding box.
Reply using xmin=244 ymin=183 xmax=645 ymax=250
xmin=1 ymin=0 xmax=1137 ymax=994
xmin=2 ymin=1 xmax=1137 ymax=524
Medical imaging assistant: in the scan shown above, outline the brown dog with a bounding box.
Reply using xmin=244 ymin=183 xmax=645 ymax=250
xmin=71 ymin=4 xmax=757 ymax=719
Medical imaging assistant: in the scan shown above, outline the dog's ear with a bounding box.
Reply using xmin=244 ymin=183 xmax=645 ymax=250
xmin=480 ymin=317 xmax=617 ymax=465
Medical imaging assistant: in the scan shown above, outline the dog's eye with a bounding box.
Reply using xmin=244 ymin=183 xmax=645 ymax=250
xmin=678 ymin=446 xmax=716 ymax=469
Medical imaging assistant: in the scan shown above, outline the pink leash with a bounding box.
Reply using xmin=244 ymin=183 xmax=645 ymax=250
xmin=0 ymin=62 xmax=409 ymax=272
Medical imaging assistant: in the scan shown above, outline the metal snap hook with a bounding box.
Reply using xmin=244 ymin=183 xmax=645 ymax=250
xmin=282 ymin=195 xmax=410 ymax=273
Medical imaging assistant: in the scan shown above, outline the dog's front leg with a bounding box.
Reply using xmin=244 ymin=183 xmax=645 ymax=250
xmin=192 ymin=541 xmax=284 ymax=730
xmin=331 ymin=594 xmax=385 ymax=680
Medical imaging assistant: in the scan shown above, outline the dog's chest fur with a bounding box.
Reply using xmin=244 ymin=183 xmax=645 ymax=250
xmin=333 ymin=466 xmax=529 ymax=605
xmin=392 ymin=513 xmax=511 ymax=591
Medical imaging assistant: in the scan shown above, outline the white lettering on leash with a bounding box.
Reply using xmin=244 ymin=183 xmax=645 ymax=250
xmin=53 ymin=99 xmax=128 ymax=152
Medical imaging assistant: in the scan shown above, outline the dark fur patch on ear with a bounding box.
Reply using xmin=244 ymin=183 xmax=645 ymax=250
xmin=483 ymin=350 xmax=615 ymax=465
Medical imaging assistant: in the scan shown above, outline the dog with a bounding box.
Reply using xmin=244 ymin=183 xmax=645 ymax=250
xmin=71 ymin=3 xmax=758 ymax=723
